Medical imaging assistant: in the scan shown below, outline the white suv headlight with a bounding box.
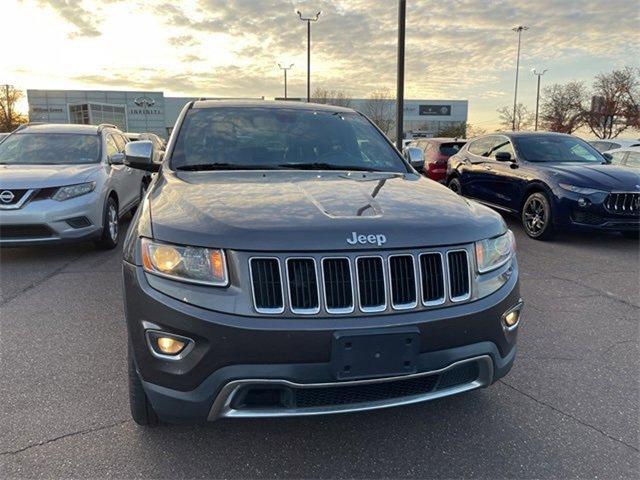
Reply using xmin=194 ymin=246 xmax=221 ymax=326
xmin=52 ymin=182 xmax=95 ymax=201
xmin=141 ymin=238 xmax=228 ymax=286
xmin=475 ymin=230 xmax=515 ymax=273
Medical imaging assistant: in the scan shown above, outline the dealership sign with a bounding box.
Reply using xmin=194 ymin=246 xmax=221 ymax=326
xmin=419 ymin=105 xmax=452 ymax=116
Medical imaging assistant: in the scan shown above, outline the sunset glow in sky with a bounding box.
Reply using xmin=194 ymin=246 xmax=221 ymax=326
xmin=2 ymin=0 xmax=638 ymax=129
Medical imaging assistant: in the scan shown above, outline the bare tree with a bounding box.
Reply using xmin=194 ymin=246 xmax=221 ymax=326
xmin=497 ymin=103 xmax=533 ymax=131
xmin=436 ymin=122 xmax=467 ymax=138
xmin=0 ymin=85 xmax=27 ymax=132
xmin=362 ymin=88 xmax=395 ymax=136
xmin=466 ymin=123 xmax=487 ymax=138
xmin=583 ymin=66 xmax=639 ymax=139
xmin=310 ymin=88 xmax=353 ymax=108
xmin=539 ymin=81 xmax=587 ymax=134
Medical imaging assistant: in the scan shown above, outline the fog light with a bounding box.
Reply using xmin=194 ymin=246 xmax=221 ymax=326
xmin=502 ymin=300 xmax=523 ymax=331
xmin=157 ymin=336 xmax=186 ymax=355
xmin=578 ymin=197 xmax=590 ymax=207
xmin=145 ymin=330 xmax=193 ymax=359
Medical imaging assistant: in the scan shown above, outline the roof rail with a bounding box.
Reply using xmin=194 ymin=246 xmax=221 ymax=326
xmin=97 ymin=123 xmax=118 ymax=133
xmin=14 ymin=122 xmax=46 ymax=132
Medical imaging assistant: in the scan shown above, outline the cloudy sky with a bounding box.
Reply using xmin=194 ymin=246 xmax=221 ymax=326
xmin=2 ymin=0 xmax=638 ymax=129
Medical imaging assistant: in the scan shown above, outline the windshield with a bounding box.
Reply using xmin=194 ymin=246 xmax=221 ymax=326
xmin=0 ymin=133 xmax=100 ymax=165
xmin=170 ymin=107 xmax=408 ymax=172
xmin=513 ymin=135 xmax=604 ymax=163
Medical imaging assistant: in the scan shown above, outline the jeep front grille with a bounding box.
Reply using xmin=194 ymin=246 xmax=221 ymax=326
xmin=250 ymin=258 xmax=284 ymax=314
xmin=604 ymin=192 xmax=640 ymax=216
xmin=249 ymin=246 xmax=474 ymax=316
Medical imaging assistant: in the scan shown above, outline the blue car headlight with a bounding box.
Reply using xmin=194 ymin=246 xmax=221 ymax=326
xmin=558 ymin=183 xmax=607 ymax=195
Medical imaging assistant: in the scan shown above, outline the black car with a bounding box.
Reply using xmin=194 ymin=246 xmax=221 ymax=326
xmin=447 ymin=132 xmax=640 ymax=240
xmin=121 ymin=100 xmax=522 ymax=425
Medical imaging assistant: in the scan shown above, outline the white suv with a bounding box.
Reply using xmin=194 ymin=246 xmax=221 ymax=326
xmin=0 ymin=123 xmax=148 ymax=249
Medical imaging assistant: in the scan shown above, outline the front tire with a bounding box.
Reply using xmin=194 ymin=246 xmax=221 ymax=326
xmin=448 ymin=177 xmax=462 ymax=195
xmin=95 ymin=197 xmax=119 ymax=249
xmin=128 ymin=343 xmax=159 ymax=427
xmin=522 ymin=191 xmax=555 ymax=240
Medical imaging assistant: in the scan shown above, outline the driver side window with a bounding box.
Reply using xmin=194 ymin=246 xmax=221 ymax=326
xmin=105 ymin=135 xmax=118 ymax=158
xmin=489 ymin=137 xmax=515 ymax=158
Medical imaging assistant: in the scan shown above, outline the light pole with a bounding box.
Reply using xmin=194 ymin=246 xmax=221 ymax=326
xmin=296 ymin=10 xmax=321 ymax=102
xmin=395 ymin=0 xmax=406 ymax=150
xmin=532 ymin=68 xmax=547 ymax=131
xmin=277 ymin=63 xmax=294 ymax=100
xmin=511 ymin=25 xmax=529 ymax=131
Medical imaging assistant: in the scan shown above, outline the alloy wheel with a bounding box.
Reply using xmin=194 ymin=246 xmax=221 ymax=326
xmin=523 ymin=197 xmax=547 ymax=236
xmin=108 ymin=204 xmax=118 ymax=241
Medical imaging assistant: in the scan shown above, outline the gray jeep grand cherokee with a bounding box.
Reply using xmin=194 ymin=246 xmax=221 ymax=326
xmin=122 ymin=100 xmax=522 ymax=425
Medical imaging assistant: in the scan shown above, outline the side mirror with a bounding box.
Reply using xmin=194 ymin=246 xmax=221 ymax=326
xmin=404 ymin=146 xmax=425 ymax=171
xmin=602 ymin=153 xmax=612 ymax=163
xmin=108 ymin=152 xmax=125 ymax=165
xmin=124 ymin=140 xmax=158 ymax=172
xmin=495 ymin=151 xmax=513 ymax=162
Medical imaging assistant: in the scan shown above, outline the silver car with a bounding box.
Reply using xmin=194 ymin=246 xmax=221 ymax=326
xmin=0 ymin=123 xmax=147 ymax=249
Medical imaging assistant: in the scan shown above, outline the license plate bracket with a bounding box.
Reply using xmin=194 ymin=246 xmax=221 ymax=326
xmin=331 ymin=328 xmax=420 ymax=380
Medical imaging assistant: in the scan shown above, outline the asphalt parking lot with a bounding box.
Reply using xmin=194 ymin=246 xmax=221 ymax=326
xmin=1 ymin=216 xmax=638 ymax=479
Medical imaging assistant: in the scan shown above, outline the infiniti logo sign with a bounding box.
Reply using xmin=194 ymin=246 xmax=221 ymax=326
xmin=0 ymin=190 xmax=15 ymax=204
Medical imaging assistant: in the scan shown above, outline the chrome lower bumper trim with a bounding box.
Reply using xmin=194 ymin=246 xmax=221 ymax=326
xmin=207 ymin=355 xmax=493 ymax=420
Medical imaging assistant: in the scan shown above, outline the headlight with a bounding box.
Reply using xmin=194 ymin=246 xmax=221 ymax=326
xmin=475 ymin=230 xmax=515 ymax=273
xmin=52 ymin=182 xmax=95 ymax=201
xmin=141 ymin=238 xmax=228 ymax=286
xmin=558 ymin=183 xmax=607 ymax=195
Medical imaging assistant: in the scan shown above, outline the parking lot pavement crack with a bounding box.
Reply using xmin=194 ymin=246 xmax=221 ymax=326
xmin=0 ymin=419 xmax=130 ymax=456
xmin=548 ymin=274 xmax=640 ymax=310
xmin=498 ymin=380 xmax=639 ymax=453
xmin=0 ymin=252 xmax=88 ymax=306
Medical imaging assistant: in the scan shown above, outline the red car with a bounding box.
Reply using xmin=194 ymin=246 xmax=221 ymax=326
xmin=412 ymin=138 xmax=466 ymax=182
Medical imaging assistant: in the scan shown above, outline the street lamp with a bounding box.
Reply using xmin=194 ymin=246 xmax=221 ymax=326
xmin=532 ymin=68 xmax=548 ymax=131
xmin=277 ymin=63 xmax=294 ymax=100
xmin=395 ymin=0 xmax=406 ymax=150
xmin=296 ymin=10 xmax=321 ymax=102
xmin=511 ymin=25 xmax=529 ymax=131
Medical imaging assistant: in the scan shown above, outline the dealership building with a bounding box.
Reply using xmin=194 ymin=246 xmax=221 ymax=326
xmin=27 ymin=89 xmax=468 ymax=139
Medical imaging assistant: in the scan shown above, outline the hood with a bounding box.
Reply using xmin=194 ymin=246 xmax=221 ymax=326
xmin=148 ymin=171 xmax=506 ymax=251
xmin=539 ymin=163 xmax=640 ymax=191
xmin=0 ymin=164 xmax=102 ymax=189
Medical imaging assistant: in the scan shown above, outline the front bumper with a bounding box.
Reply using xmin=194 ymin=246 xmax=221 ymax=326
xmin=555 ymin=192 xmax=639 ymax=232
xmin=0 ymin=193 xmax=102 ymax=246
xmin=124 ymin=261 xmax=521 ymax=423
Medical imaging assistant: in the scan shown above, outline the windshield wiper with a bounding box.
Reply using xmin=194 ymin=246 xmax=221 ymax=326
xmin=176 ymin=163 xmax=276 ymax=171
xmin=277 ymin=162 xmax=382 ymax=172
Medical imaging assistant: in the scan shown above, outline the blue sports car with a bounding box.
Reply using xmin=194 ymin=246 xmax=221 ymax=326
xmin=446 ymin=132 xmax=640 ymax=240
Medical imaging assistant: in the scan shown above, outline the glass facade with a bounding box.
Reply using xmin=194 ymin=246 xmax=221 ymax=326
xmin=68 ymin=102 xmax=127 ymax=130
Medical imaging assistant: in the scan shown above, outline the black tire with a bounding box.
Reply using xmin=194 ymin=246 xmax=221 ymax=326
xmin=621 ymin=230 xmax=640 ymax=240
xmin=128 ymin=343 xmax=159 ymax=427
xmin=448 ymin=177 xmax=463 ymax=195
xmin=521 ymin=191 xmax=555 ymax=240
xmin=95 ymin=196 xmax=119 ymax=249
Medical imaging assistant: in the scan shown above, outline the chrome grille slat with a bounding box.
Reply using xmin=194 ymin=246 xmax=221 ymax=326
xmin=322 ymin=258 xmax=354 ymax=314
xmin=356 ymin=256 xmax=387 ymax=312
xmin=604 ymin=192 xmax=640 ymax=216
xmin=420 ymin=253 xmax=446 ymax=305
xmin=250 ymin=258 xmax=284 ymax=314
xmin=388 ymin=255 xmax=417 ymax=309
xmin=447 ymin=250 xmax=471 ymax=302
xmin=286 ymin=258 xmax=320 ymax=314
